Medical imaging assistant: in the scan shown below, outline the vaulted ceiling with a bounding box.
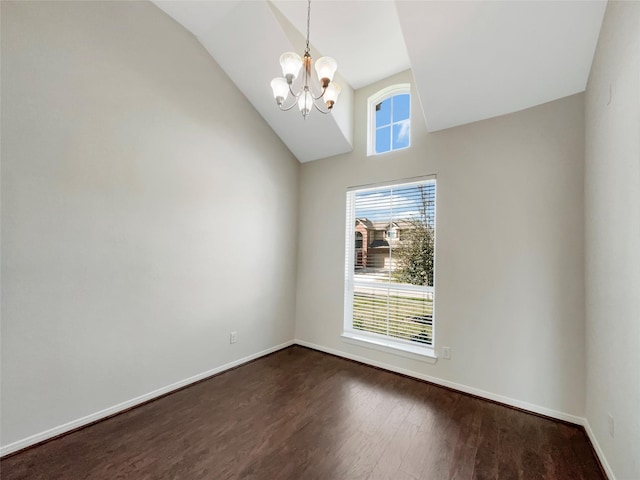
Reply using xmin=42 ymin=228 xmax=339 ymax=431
xmin=153 ymin=0 xmax=606 ymax=163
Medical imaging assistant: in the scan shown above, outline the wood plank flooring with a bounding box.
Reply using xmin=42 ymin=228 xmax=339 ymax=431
xmin=1 ymin=346 xmax=604 ymax=479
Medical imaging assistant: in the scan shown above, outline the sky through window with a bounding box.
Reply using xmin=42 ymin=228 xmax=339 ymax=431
xmin=375 ymin=93 xmax=410 ymax=154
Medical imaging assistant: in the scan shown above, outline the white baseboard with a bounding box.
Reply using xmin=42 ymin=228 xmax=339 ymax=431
xmin=294 ymin=339 xmax=584 ymax=424
xmin=583 ymin=419 xmax=616 ymax=480
xmin=0 ymin=340 xmax=294 ymax=457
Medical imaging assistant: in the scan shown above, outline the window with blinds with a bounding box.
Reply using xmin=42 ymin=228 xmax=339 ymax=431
xmin=344 ymin=178 xmax=436 ymax=353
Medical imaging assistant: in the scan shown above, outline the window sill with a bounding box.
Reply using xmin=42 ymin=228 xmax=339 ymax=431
xmin=341 ymin=332 xmax=437 ymax=364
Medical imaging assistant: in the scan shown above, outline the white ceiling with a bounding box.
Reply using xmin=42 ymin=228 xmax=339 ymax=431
xmin=153 ymin=0 xmax=606 ymax=162
xmin=272 ymin=0 xmax=411 ymax=90
xmin=396 ymin=0 xmax=607 ymax=132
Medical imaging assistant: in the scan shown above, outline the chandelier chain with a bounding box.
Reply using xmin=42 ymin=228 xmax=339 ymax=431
xmin=305 ymin=0 xmax=311 ymax=55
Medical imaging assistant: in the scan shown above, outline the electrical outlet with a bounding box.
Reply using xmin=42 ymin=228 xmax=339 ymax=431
xmin=230 ymin=331 xmax=237 ymax=344
xmin=607 ymin=414 xmax=614 ymax=437
xmin=442 ymin=346 xmax=451 ymax=359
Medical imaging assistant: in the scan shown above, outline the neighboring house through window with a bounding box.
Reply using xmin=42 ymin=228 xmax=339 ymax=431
xmin=367 ymin=84 xmax=411 ymax=156
xmin=344 ymin=177 xmax=436 ymax=358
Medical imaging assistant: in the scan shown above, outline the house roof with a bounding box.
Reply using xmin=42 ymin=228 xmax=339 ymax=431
xmin=369 ymin=240 xmax=389 ymax=248
xmin=359 ymin=220 xmax=414 ymax=231
xmin=355 ymin=218 xmax=373 ymax=229
xmin=373 ymin=221 xmax=415 ymax=230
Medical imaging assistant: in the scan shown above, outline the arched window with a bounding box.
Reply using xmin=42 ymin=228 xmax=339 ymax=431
xmin=367 ymin=84 xmax=411 ymax=156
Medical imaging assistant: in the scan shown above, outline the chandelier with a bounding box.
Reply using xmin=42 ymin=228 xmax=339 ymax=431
xmin=270 ymin=0 xmax=341 ymax=119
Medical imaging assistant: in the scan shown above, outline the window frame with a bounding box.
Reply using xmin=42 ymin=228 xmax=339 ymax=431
xmin=367 ymin=83 xmax=411 ymax=156
xmin=343 ymin=176 xmax=437 ymax=361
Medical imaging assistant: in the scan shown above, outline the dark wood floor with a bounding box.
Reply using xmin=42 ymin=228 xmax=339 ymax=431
xmin=1 ymin=346 xmax=604 ymax=480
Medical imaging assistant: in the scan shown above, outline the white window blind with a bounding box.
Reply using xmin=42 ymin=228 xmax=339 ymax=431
xmin=344 ymin=178 xmax=436 ymax=351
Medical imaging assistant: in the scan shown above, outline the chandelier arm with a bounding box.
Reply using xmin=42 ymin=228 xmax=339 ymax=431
xmin=289 ymin=84 xmax=303 ymax=99
xmin=279 ymin=100 xmax=300 ymax=112
xmin=312 ymin=99 xmax=331 ymax=114
xmin=311 ymin=86 xmax=327 ymax=101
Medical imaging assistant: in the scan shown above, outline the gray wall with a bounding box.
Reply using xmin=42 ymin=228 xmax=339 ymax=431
xmin=296 ymin=70 xmax=586 ymax=419
xmin=585 ymin=1 xmax=640 ymax=478
xmin=1 ymin=1 xmax=299 ymax=448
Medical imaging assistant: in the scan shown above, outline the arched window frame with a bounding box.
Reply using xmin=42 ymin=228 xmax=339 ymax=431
xmin=367 ymin=83 xmax=411 ymax=156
